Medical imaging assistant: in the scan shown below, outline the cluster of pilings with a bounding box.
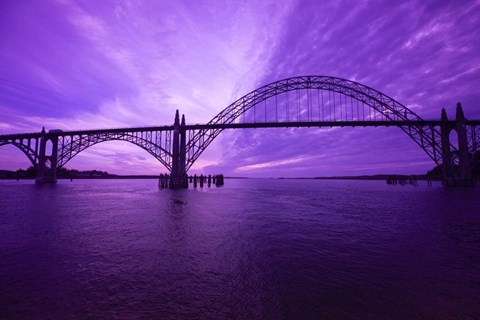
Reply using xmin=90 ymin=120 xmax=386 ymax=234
xmin=386 ymin=175 xmax=433 ymax=187
xmin=386 ymin=175 xmax=419 ymax=186
xmin=189 ymin=174 xmax=224 ymax=188
xmin=159 ymin=173 xmax=224 ymax=189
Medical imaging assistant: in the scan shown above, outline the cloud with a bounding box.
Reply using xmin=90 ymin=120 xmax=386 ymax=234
xmin=235 ymin=155 xmax=317 ymax=172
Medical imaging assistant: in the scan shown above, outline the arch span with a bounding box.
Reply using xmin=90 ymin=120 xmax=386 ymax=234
xmin=185 ymin=75 xmax=445 ymax=171
xmin=56 ymin=133 xmax=173 ymax=171
xmin=0 ymin=140 xmax=37 ymax=167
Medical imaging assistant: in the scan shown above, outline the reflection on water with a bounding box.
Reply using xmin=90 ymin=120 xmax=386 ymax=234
xmin=1 ymin=179 xmax=479 ymax=319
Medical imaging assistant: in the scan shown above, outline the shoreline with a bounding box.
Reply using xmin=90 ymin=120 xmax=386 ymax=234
xmin=0 ymin=175 xmax=445 ymax=181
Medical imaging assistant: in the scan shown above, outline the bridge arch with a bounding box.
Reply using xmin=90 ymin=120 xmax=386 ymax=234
xmin=0 ymin=140 xmax=37 ymax=167
xmin=185 ymin=75 xmax=445 ymax=171
xmin=57 ymin=134 xmax=172 ymax=171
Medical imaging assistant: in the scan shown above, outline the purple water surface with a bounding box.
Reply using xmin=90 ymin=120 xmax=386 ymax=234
xmin=1 ymin=179 xmax=479 ymax=319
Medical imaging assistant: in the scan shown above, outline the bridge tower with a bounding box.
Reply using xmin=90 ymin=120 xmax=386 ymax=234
xmin=440 ymin=108 xmax=454 ymax=185
xmin=35 ymin=127 xmax=58 ymax=184
xmin=179 ymin=114 xmax=187 ymax=178
xmin=456 ymin=103 xmax=473 ymax=186
xmin=440 ymin=103 xmax=474 ymax=187
xmin=169 ymin=110 xmax=188 ymax=188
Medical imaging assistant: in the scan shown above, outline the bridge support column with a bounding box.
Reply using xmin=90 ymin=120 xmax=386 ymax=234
xmin=455 ymin=103 xmax=474 ymax=187
xmin=35 ymin=128 xmax=58 ymax=184
xmin=169 ymin=110 xmax=188 ymax=189
xmin=179 ymin=114 xmax=187 ymax=186
xmin=440 ymin=108 xmax=455 ymax=186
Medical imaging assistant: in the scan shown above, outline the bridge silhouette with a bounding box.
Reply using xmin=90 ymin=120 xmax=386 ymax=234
xmin=1 ymin=76 xmax=479 ymax=187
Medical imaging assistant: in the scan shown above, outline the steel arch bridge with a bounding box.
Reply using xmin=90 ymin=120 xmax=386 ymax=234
xmin=1 ymin=75 xmax=479 ymax=186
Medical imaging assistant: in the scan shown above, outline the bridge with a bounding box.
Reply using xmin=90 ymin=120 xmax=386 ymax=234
xmin=1 ymin=76 xmax=479 ymax=187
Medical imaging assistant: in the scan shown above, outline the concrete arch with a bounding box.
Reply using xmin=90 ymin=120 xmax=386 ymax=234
xmin=0 ymin=140 xmax=37 ymax=167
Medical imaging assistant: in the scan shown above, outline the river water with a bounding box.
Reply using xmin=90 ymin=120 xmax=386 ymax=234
xmin=0 ymin=179 xmax=479 ymax=319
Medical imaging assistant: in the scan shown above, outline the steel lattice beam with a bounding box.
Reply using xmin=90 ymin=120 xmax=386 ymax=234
xmin=56 ymin=130 xmax=173 ymax=171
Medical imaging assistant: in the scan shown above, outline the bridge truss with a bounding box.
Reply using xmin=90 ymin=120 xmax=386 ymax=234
xmin=185 ymin=75 xmax=451 ymax=170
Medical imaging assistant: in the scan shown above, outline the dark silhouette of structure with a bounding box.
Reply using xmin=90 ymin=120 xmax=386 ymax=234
xmin=1 ymin=76 xmax=479 ymax=187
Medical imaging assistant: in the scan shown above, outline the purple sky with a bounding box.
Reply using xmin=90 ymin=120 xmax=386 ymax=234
xmin=1 ymin=0 xmax=479 ymax=177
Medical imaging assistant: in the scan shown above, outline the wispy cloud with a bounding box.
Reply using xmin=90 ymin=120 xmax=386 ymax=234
xmin=235 ymin=156 xmax=317 ymax=172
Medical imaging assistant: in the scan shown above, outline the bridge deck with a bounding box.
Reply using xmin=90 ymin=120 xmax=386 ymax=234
xmin=185 ymin=120 xmax=480 ymax=130
xmin=1 ymin=120 xmax=480 ymax=139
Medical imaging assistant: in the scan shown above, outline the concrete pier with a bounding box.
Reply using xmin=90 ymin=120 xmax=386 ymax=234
xmin=35 ymin=127 xmax=58 ymax=184
xmin=440 ymin=103 xmax=475 ymax=187
xmin=169 ymin=110 xmax=188 ymax=189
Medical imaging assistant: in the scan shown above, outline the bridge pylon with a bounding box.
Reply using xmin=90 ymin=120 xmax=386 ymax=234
xmin=169 ymin=110 xmax=188 ymax=188
xmin=35 ymin=127 xmax=58 ymax=184
xmin=440 ymin=103 xmax=475 ymax=187
xmin=455 ymin=103 xmax=474 ymax=186
xmin=440 ymin=108 xmax=454 ymax=185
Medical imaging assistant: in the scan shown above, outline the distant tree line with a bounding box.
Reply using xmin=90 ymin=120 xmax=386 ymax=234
xmin=0 ymin=166 xmax=115 ymax=179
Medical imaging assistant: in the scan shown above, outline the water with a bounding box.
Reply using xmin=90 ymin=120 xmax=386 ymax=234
xmin=1 ymin=179 xmax=479 ymax=319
